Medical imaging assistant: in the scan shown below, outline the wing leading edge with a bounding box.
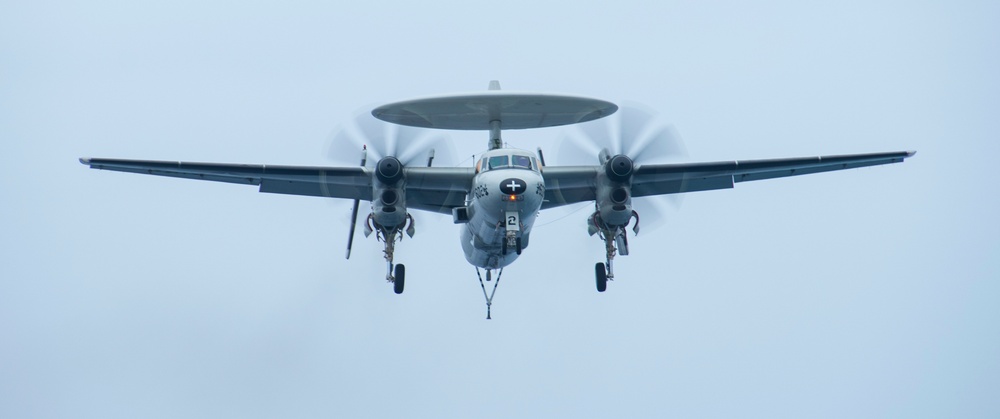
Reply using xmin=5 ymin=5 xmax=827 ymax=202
xmin=82 ymin=150 xmax=913 ymax=213
xmin=542 ymin=150 xmax=915 ymax=209
xmin=79 ymin=158 xmax=474 ymax=214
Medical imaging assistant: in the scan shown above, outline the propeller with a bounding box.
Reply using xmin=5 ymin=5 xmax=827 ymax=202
xmin=328 ymin=110 xmax=455 ymax=168
xmin=558 ymin=102 xmax=688 ymax=232
xmin=344 ymin=145 xmax=366 ymax=259
xmin=326 ymin=109 xmax=457 ymax=259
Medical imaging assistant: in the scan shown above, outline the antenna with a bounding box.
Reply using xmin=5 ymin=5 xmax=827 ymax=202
xmin=488 ymin=81 xmax=502 ymax=149
xmin=489 ymin=120 xmax=502 ymax=150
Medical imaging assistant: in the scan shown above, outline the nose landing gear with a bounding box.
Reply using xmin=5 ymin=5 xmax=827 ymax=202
xmin=501 ymin=231 xmax=522 ymax=255
xmin=500 ymin=210 xmax=523 ymax=256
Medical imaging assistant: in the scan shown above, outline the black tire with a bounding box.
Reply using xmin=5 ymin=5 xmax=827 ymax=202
xmin=515 ymin=237 xmax=522 ymax=255
xmin=502 ymin=239 xmax=507 ymax=255
xmin=393 ymin=264 xmax=405 ymax=294
xmin=595 ymin=262 xmax=607 ymax=292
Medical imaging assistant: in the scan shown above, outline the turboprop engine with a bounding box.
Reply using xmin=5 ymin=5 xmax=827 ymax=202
xmin=562 ymin=104 xmax=686 ymax=291
xmin=332 ymin=109 xmax=454 ymax=295
xmin=364 ymin=155 xmax=414 ymax=293
xmin=372 ymin=156 xmax=407 ymax=229
xmin=589 ymin=150 xmax=639 ymax=237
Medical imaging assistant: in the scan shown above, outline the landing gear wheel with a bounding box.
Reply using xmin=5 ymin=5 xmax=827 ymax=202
xmin=515 ymin=237 xmax=522 ymax=255
xmin=595 ymin=262 xmax=607 ymax=292
xmin=393 ymin=264 xmax=405 ymax=294
xmin=502 ymin=239 xmax=508 ymax=255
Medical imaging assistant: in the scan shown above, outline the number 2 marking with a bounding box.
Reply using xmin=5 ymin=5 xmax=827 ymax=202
xmin=506 ymin=211 xmax=519 ymax=231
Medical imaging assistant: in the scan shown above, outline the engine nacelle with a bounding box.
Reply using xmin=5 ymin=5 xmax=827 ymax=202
xmin=375 ymin=156 xmax=403 ymax=184
xmin=605 ymin=154 xmax=634 ymax=182
xmin=372 ymin=157 xmax=407 ymax=228
xmin=595 ymin=154 xmax=635 ymax=227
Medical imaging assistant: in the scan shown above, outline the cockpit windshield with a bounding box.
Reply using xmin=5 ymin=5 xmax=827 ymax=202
xmin=488 ymin=155 xmax=509 ymax=170
xmin=512 ymin=155 xmax=532 ymax=169
xmin=480 ymin=153 xmax=537 ymax=172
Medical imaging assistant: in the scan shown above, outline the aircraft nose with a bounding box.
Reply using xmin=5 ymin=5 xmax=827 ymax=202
xmin=499 ymin=178 xmax=527 ymax=195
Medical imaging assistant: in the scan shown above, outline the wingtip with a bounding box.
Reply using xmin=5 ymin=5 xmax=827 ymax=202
xmin=905 ymin=150 xmax=917 ymax=157
xmin=79 ymin=157 xmax=91 ymax=165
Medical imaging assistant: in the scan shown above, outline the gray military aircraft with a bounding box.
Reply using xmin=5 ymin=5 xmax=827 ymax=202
xmin=80 ymin=82 xmax=915 ymax=318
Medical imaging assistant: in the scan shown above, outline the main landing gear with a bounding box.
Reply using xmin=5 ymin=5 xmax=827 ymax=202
xmin=589 ymin=210 xmax=639 ymax=292
xmin=595 ymin=262 xmax=608 ymax=292
xmin=365 ymin=213 xmax=415 ymax=294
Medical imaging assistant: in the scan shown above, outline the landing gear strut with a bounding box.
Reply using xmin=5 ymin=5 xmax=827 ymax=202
xmin=366 ymin=213 xmax=415 ymax=294
xmin=500 ymin=210 xmax=522 ymax=256
xmin=589 ymin=210 xmax=639 ymax=292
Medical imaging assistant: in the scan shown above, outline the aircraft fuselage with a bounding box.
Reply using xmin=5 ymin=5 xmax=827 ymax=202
xmin=460 ymin=148 xmax=545 ymax=269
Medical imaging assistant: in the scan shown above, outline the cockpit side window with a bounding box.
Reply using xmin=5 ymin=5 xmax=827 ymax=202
xmin=512 ymin=155 xmax=532 ymax=169
xmin=488 ymin=155 xmax=509 ymax=170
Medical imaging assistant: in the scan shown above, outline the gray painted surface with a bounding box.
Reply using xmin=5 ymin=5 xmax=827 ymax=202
xmin=2 ymin=1 xmax=998 ymax=418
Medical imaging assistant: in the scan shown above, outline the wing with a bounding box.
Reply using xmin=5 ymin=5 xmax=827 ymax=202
xmin=542 ymin=150 xmax=915 ymax=209
xmin=404 ymin=167 xmax=475 ymax=214
xmin=79 ymin=158 xmax=473 ymax=214
xmin=540 ymin=165 xmax=600 ymax=208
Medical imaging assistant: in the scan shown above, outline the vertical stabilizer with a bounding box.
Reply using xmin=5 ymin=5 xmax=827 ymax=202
xmin=488 ymin=80 xmax=501 ymax=91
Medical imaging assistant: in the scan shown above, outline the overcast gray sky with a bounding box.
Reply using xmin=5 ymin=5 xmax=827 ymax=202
xmin=3 ymin=1 xmax=998 ymax=418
